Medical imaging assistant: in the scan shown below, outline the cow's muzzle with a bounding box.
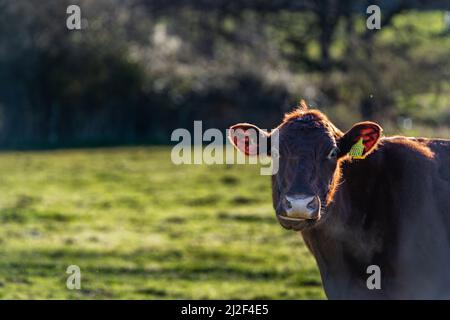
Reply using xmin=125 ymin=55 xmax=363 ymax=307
xmin=277 ymin=194 xmax=321 ymax=231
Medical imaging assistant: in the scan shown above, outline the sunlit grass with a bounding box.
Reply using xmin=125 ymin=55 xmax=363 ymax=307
xmin=0 ymin=147 xmax=323 ymax=299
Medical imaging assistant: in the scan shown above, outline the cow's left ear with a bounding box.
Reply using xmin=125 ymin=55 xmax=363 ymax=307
xmin=337 ymin=121 xmax=383 ymax=159
xmin=228 ymin=123 xmax=270 ymax=156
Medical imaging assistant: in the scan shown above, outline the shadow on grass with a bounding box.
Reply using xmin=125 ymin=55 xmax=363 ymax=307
xmin=217 ymin=212 xmax=274 ymax=223
xmin=0 ymin=247 xmax=321 ymax=285
xmin=0 ymin=195 xmax=77 ymax=224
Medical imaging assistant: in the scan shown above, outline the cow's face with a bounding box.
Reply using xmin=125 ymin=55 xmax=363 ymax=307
xmin=229 ymin=108 xmax=382 ymax=231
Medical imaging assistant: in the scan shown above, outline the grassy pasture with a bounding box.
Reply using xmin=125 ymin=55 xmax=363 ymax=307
xmin=0 ymin=147 xmax=323 ymax=299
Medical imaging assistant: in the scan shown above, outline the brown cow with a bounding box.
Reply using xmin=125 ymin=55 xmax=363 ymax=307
xmin=228 ymin=102 xmax=450 ymax=299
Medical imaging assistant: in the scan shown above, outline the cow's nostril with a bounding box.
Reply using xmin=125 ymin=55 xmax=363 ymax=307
xmin=285 ymin=199 xmax=292 ymax=210
xmin=306 ymin=197 xmax=320 ymax=212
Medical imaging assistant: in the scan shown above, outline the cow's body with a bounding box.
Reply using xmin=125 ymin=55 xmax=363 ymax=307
xmin=301 ymin=137 xmax=450 ymax=299
xmin=229 ymin=104 xmax=450 ymax=299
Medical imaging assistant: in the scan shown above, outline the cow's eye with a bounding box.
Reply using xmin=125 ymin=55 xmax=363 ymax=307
xmin=327 ymin=147 xmax=339 ymax=159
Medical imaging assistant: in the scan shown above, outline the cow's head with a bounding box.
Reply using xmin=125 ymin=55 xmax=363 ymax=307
xmin=228 ymin=102 xmax=382 ymax=231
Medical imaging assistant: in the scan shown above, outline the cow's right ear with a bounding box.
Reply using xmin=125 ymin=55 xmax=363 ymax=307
xmin=337 ymin=121 xmax=383 ymax=159
xmin=228 ymin=123 xmax=269 ymax=156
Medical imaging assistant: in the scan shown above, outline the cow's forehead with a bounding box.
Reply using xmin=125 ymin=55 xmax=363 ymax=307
xmin=278 ymin=120 xmax=335 ymax=154
xmin=279 ymin=119 xmax=328 ymax=139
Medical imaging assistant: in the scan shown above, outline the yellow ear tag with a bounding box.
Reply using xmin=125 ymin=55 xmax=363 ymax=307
xmin=348 ymin=138 xmax=366 ymax=159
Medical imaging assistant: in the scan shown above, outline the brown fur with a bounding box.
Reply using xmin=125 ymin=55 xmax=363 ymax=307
xmin=380 ymin=136 xmax=435 ymax=159
xmin=280 ymin=107 xmax=434 ymax=206
xmin=282 ymin=107 xmax=343 ymax=138
xmin=273 ymin=107 xmax=448 ymax=299
xmin=230 ymin=104 xmax=450 ymax=299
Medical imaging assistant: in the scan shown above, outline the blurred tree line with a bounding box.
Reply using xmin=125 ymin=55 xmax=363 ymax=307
xmin=0 ymin=0 xmax=449 ymax=148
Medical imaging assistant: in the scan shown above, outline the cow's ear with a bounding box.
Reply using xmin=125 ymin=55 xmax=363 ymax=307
xmin=338 ymin=121 xmax=383 ymax=159
xmin=228 ymin=123 xmax=269 ymax=156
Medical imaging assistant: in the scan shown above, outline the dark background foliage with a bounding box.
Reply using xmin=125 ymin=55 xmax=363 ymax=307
xmin=0 ymin=0 xmax=449 ymax=148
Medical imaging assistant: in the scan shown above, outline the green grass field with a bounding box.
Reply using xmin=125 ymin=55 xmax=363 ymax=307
xmin=0 ymin=147 xmax=323 ymax=299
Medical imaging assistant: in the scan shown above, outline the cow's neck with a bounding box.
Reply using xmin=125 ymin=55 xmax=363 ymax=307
xmin=300 ymin=139 xmax=450 ymax=298
xmin=316 ymin=158 xmax=387 ymax=255
xmin=302 ymin=159 xmax=390 ymax=298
